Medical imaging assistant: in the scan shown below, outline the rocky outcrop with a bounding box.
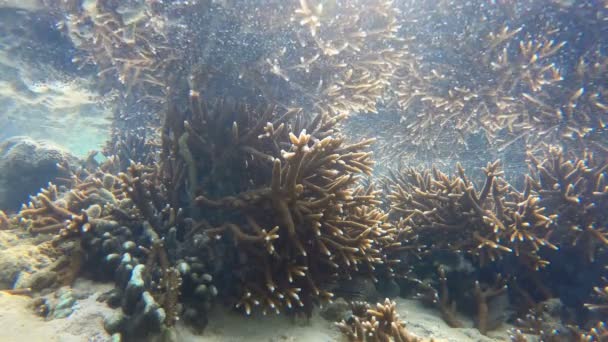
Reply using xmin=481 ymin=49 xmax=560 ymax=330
xmin=0 ymin=136 xmax=78 ymax=211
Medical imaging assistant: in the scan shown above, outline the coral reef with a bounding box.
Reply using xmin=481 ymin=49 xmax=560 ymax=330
xmin=344 ymin=0 xmax=608 ymax=169
xmin=246 ymin=0 xmax=407 ymax=116
xmin=161 ymin=91 xmax=399 ymax=316
xmin=336 ymin=298 xmax=433 ymax=342
xmin=387 ymin=160 xmax=556 ymax=269
xmin=385 ymin=147 xmax=607 ymax=336
xmin=11 ymin=158 xmax=218 ymax=339
xmin=527 ymin=146 xmax=608 ymax=262
xmin=1 ymin=1 xmax=606 ymax=341
xmin=0 ymin=137 xmax=79 ymax=211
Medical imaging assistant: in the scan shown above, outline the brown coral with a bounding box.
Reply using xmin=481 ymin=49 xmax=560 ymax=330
xmin=157 ymin=90 xmax=398 ymax=316
xmin=246 ymin=0 xmax=407 ymax=117
xmin=387 ymin=160 xmax=556 ymax=269
xmin=528 ymin=146 xmax=608 ymax=262
xmin=348 ymin=1 xmax=608 ymax=168
xmin=336 ymin=298 xmax=434 ymax=342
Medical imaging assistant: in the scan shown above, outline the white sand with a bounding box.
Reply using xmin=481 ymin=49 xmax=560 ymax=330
xmin=0 ymin=282 xmax=512 ymax=342
xmin=0 ymin=281 xmax=114 ymax=342
xmin=175 ymin=305 xmax=340 ymax=342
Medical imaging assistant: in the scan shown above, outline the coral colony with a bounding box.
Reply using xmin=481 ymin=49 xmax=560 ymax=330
xmin=2 ymin=0 xmax=606 ymax=341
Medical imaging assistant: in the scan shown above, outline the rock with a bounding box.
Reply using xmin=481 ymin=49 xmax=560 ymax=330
xmin=49 ymin=289 xmax=77 ymax=319
xmin=98 ymin=288 xmax=123 ymax=308
xmin=376 ymin=277 xmax=401 ymax=298
xmin=104 ymin=311 xmax=127 ymax=335
xmin=0 ymin=137 xmax=79 ymax=211
xmin=332 ymin=276 xmax=380 ymax=302
xmin=123 ymin=264 xmax=145 ymax=314
xmin=543 ymin=298 xmax=563 ymax=317
xmin=22 ymin=270 xmax=58 ymax=292
xmin=0 ymin=249 xmax=29 ymax=289
xmin=320 ymin=297 xmax=350 ymax=322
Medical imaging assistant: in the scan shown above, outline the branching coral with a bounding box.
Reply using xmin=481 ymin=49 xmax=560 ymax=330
xmin=350 ymin=0 xmax=608 ymax=167
xmin=411 ymin=267 xmax=463 ymax=329
xmin=158 ymin=90 xmax=398 ymax=316
xmin=474 ymin=276 xmax=508 ymax=335
xmin=336 ymin=298 xmax=434 ymax=342
xmin=583 ymin=283 xmax=608 ymax=340
xmin=48 ymin=0 xmax=175 ymax=166
xmin=527 ymin=146 xmax=608 ymax=262
xmin=510 ymin=305 xmax=608 ymax=342
xmin=17 ymin=170 xmax=125 ymax=238
xmin=246 ymin=0 xmax=407 ymax=117
xmin=7 ymin=1 xmax=604 ymax=340
xmin=59 ymin=0 xmax=172 ymax=102
xmin=580 ymin=322 xmax=608 ymax=342
xmin=17 ymin=158 xmax=214 ymax=336
xmin=387 ymin=160 xmax=556 ymax=269
xmin=385 ymin=146 xmax=607 ymax=335
xmin=196 ymin=129 xmax=392 ymax=316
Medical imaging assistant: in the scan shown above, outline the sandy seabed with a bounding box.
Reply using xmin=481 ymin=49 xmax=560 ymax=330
xmin=0 ymin=277 xmax=511 ymax=342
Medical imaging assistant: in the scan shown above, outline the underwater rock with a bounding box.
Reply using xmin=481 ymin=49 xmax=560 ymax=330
xmin=0 ymin=249 xmax=30 ymax=289
xmin=103 ymin=311 xmax=127 ymax=335
xmin=376 ymin=277 xmax=401 ymax=299
xmin=320 ymin=297 xmax=350 ymax=322
xmin=98 ymin=288 xmax=123 ymax=309
xmin=22 ymin=269 xmax=58 ymax=292
xmin=0 ymin=230 xmax=61 ymax=291
xmin=331 ymin=276 xmax=381 ymax=302
xmin=0 ymin=136 xmax=78 ymax=211
xmin=49 ymin=289 xmax=77 ymax=319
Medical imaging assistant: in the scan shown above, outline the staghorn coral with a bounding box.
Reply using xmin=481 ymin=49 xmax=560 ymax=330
xmin=57 ymin=0 xmax=173 ymax=103
xmin=158 ymin=89 xmax=399 ymax=316
xmin=46 ymin=0 xmax=411 ymax=172
xmin=196 ymin=128 xmax=392 ymax=316
xmin=336 ymin=298 xmax=434 ymax=342
xmin=6 ymin=1 xmax=605 ymax=340
xmin=16 ymin=158 xmax=216 ymax=338
xmin=527 ymin=146 xmax=608 ymax=262
xmin=17 ymin=170 xmax=126 ymax=237
xmin=46 ymin=0 xmax=176 ymax=167
xmin=579 ymin=321 xmax=608 ymax=342
xmin=245 ymin=0 xmax=407 ymax=117
xmin=474 ymin=276 xmax=508 ymax=335
xmin=386 ymin=160 xmax=556 ymax=269
xmin=582 ymin=284 xmax=608 ymax=341
xmin=349 ymin=0 xmax=608 ymax=169
xmin=411 ymin=267 xmax=463 ymax=329
xmin=117 ymin=162 xmax=222 ymax=331
xmin=510 ymin=315 xmax=560 ymax=342
xmin=510 ymin=308 xmax=607 ymax=342
xmin=385 ymin=147 xmax=607 ymax=335
xmin=585 ymin=285 xmax=608 ymax=312
xmin=12 ymin=158 xmax=132 ymax=286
